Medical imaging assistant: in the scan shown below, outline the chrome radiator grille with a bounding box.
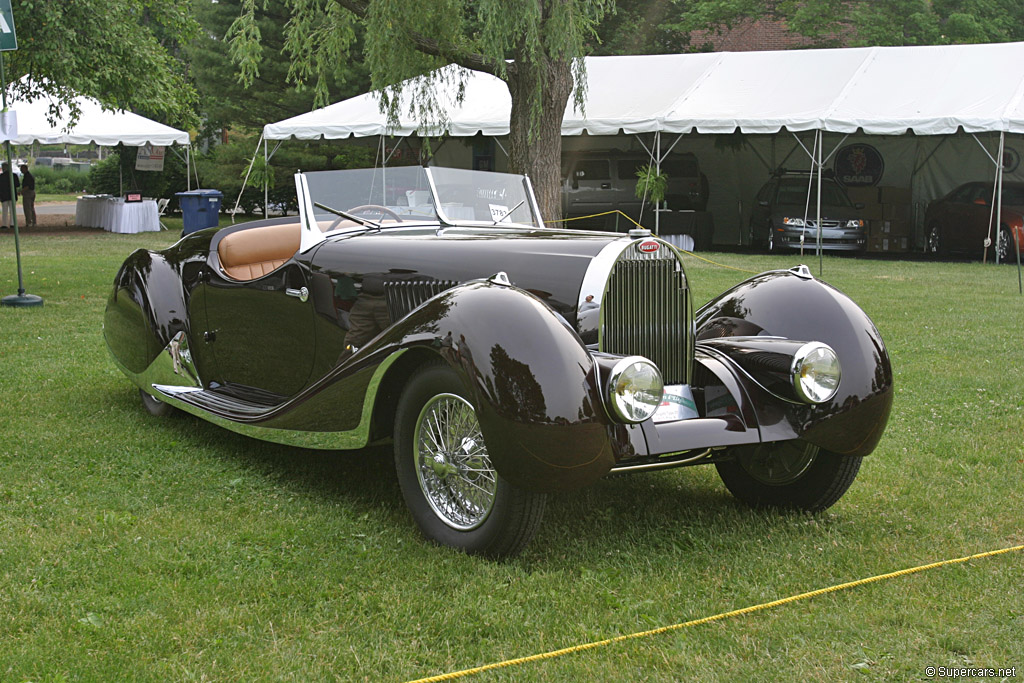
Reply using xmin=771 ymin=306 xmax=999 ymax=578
xmin=384 ymin=279 xmax=459 ymax=321
xmin=600 ymin=250 xmax=692 ymax=384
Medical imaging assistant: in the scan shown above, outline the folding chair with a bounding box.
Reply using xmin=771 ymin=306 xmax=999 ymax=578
xmin=156 ymin=198 xmax=170 ymax=230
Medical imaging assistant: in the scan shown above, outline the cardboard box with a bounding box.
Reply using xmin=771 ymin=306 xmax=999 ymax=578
xmin=879 ymin=186 xmax=912 ymax=204
xmin=867 ymin=235 xmax=888 ymax=252
xmin=883 ymin=203 xmax=911 ymax=221
xmin=867 ymin=234 xmax=910 ymax=253
xmin=869 ymin=219 xmax=889 ymax=236
xmin=885 ymin=219 xmax=912 ymax=237
xmin=861 ymin=202 xmax=884 ymax=220
xmin=846 ymin=187 xmax=880 ymax=205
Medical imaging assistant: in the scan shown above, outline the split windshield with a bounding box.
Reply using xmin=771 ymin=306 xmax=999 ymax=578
xmin=301 ymin=166 xmax=542 ymax=231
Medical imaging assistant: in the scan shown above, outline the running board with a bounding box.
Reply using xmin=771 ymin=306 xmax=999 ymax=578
xmin=153 ymin=385 xmax=279 ymax=420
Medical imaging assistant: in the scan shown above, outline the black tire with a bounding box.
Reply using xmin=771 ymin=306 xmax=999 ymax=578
xmin=715 ymin=441 xmax=862 ymax=512
xmin=927 ymin=223 xmax=942 ymax=256
xmin=394 ymin=363 xmax=546 ymax=558
xmin=139 ymin=388 xmax=175 ymax=417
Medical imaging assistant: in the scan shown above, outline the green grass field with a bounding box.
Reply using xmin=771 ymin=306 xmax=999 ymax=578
xmin=1 ymin=230 xmax=1022 ymax=682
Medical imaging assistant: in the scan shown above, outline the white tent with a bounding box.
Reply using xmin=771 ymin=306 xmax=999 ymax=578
xmin=263 ymin=43 xmax=1024 ymax=141
xmin=4 ymin=78 xmax=195 ymax=190
xmin=7 ymin=82 xmax=189 ymax=147
xmin=256 ymin=42 xmax=1024 ymax=284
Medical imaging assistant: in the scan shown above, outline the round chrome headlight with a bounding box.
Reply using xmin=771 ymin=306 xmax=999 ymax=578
xmin=791 ymin=342 xmax=841 ymax=403
xmin=607 ymin=356 xmax=664 ymax=423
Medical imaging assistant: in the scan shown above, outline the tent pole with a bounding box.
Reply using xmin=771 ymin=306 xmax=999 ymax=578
xmin=798 ymin=131 xmax=817 ymax=258
xmin=655 ymin=131 xmax=661 ymax=235
xmin=1012 ymin=135 xmax=1023 ymax=293
xmin=233 ymin=134 xmax=263 ymax=223
xmin=0 ymin=49 xmax=43 ymax=308
xmin=268 ymin=133 xmax=272 ymax=219
xmin=817 ymin=130 xmax=824 ymax=275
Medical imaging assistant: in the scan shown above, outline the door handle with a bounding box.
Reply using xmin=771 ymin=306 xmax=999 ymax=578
xmin=285 ymin=286 xmax=309 ymax=302
xmin=601 ymin=183 xmax=611 ymax=189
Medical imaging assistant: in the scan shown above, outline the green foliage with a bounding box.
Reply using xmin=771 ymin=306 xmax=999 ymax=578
xmin=195 ymin=133 xmax=375 ymax=214
xmin=191 ymin=0 xmax=369 ymax=136
xmin=634 ymin=163 xmax=668 ymax=204
xmin=7 ymin=1 xmax=199 ymax=128
xmin=30 ymin=166 xmax=90 ymax=195
xmin=668 ymin=0 xmax=1024 ymax=48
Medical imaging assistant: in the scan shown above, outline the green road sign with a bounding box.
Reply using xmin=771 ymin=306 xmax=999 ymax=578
xmin=0 ymin=0 xmax=16 ymax=52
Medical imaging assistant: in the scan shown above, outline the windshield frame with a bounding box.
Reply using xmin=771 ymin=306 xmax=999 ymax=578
xmin=295 ymin=166 xmax=545 ymax=252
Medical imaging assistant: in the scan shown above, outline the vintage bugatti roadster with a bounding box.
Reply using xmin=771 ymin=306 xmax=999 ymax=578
xmin=105 ymin=166 xmax=893 ymax=557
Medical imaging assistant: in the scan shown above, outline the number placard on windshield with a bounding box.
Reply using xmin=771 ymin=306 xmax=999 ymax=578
xmin=489 ymin=204 xmax=510 ymax=222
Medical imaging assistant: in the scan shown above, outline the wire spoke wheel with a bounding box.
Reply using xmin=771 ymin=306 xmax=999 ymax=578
xmin=394 ymin=363 xmax=546 ymax=557
xmin=414 ymin=393 xmax=497 ymax=530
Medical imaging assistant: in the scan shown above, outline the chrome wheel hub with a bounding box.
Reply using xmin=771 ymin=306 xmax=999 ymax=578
xmin=414 ymin=393 xmax=497 ymax=530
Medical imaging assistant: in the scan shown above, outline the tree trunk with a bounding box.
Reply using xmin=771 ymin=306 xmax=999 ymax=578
xmin=506 ymin=57 xmax=573 ymax=224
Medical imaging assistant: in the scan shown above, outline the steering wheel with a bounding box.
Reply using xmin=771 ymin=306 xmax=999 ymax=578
xmin=327 ymin=204 xmax=404 ymax=231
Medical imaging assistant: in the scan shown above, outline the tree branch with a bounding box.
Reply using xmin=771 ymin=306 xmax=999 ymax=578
xmin=332 ymin=0 xmax=507 ymax=78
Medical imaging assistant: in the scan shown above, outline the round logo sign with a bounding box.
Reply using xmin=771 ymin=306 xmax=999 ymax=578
xmin=1002 ymin=148 xmax=1020 ymax=173
xmin=637 ymin=240 xmax=661 ymax=253
xmin=834 ymin=144 xmax=885 ymax=187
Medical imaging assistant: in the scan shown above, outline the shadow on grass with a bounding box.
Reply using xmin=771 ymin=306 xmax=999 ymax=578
xmin=122 ymin=389 xmax=850 ymax=566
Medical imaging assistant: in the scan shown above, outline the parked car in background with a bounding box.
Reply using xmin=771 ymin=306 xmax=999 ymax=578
xmin=105 ymin=165 xmax=892 ymax=558
xmin=749 ymin=172 xmax=867 ymax=252
xmin=562 ymin=151 xmax=709 ymax=226
xmin=924 ymin=181 xmax=1024 ymax=262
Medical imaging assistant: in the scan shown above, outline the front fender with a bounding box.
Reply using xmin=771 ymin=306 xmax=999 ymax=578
xmin=696 ymin=267 xmax=893 ymax=457
xmin=357 ymin=278 xmax=631 ymax=492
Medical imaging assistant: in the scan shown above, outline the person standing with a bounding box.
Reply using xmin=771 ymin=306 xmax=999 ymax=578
xmin=19 ymin=164 xmax=35 ymax=227
xmin=0 ymin=162 xmax=19 ymax=229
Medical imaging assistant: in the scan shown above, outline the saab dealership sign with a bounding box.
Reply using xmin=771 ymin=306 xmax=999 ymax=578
xmin=0 ymin=0 xmax=16 ymax=51
xmin=834 ymin=144 xmax=884 ymax=187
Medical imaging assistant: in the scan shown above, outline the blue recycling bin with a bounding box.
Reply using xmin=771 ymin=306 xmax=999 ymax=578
xmin=176 ymin=189 xmax=223 ymax=235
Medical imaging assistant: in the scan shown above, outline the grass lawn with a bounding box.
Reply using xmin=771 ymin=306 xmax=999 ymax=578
xmin=1 ymin=230 xmax=1022 ymax=682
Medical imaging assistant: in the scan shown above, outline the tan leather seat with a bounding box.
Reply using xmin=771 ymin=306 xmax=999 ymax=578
xmin=217 ymin=223 xmax=301 ymax=281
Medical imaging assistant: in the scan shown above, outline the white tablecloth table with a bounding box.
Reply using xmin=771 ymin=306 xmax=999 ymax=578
xmin=76 ymin=197 xmax=160 ymax=233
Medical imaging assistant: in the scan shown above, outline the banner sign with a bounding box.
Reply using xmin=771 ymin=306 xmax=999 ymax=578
xmin=834 ymin=144 xmax=885 ymax=187
xmin=0 ymin=0 xmax=17 ymax=51
xmin=135 ymin=144 xmax=166 ymax=172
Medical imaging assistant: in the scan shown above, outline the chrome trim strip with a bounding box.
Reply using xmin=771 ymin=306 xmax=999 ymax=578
xmin=119 ymin=330 xmax=408 ymax=450
xmin=296 ymin=172 xmax=324 ymax=253
xmin=523 ymin=175 xmax=544 ymax=229
xmin=575 ymin=237 xmax=636 ymax=344
xmin=609 ymin=448 xmax=715 ymax=473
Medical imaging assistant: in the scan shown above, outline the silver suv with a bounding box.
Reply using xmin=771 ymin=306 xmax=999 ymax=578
xmin=561 ymin=152 xmax=708 ymax=226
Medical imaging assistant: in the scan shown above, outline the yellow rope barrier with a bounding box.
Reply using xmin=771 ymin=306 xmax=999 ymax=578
xmin=406 ymin=543 xmax=1024 ymax=683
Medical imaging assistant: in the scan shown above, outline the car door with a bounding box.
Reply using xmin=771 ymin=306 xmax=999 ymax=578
xmin=201 ymin=258 xmax=317 ymax=399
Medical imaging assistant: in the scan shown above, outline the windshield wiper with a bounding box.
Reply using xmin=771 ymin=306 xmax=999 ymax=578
xmin=313 ymin=201 xmax=381 ymax=230
xmin=492 ymin=200 xmax=526 ymax=225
